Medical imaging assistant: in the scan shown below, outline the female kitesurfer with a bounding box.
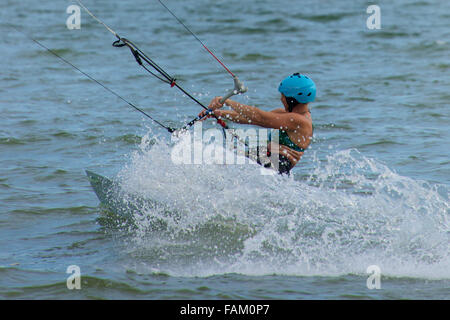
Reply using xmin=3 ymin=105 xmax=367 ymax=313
xmin=200 ymin=73 xmax=316 ymax=174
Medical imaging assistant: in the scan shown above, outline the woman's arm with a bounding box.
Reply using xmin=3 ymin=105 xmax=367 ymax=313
xmin=203 ymin=97 xmax=307 ymax=130
xmin=224 ymin=99 xmax=305 ymax=131
xmin=213 ymin=109 xmax=252 ymax=124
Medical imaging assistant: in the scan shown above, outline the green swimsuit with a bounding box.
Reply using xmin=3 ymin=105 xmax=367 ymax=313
xmin=277 ymin=130 xmax=305 ymax=153
xmin=266 ymin=130 xmax=305 ymax=174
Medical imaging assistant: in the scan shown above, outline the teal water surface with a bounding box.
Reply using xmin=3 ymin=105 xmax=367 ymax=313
xmin=0 ymin=0 xmax=449 ymax=299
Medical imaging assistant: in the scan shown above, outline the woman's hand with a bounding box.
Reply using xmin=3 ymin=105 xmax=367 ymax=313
xmin=198 ymin=96 xmax=224 ymax=118
xmin=198 ymin=108 xmax=216 ymax=120
xmin=208 ymin=96 xmax=225 ymax=110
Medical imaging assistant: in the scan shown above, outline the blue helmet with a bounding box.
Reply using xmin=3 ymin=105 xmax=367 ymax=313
xmin=278 ymin=73 xmax=316 ymax=104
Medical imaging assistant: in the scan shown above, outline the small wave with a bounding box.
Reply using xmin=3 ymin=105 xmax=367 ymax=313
xmin=11 ymin=206 xmax=96 ymax=216
xmin=297 ymin=12 xmax=356 ymax=23
xmin=51 ymin=131 xmax=77 ymax=139
xmin=364 ymin=31 xmax=412 ymax=39
xmin=0 ymin=269 xmax=143 ymax=299
xmin=114 ymin=134 xmax=142 ymax=145
xmin=23 ymin=47 xmax=85 ymax=59
xmin=404 ymin=1 xmax=431 ymax=6
xmin=382 ymin=74 xmax=416 ymax=81
xmin=215 ymin=18 xmax=242 ymax=24
xmin=0 ymin=183 xmax=11 ymax=189
xmin=408 ymin=40 xmax=449 ymax=53
xmin=32 ymin=169 xmax=70 ymax=182
xmin=258 ymin=18 xmax=284 ymax=25
xmin=239 ymin=53 xmax=275 ymax=62
xmin=17 ymin=120 xmax=38 ymax=127
xmin=347 ymin=96 xmax=376 ymax=102
xmin=236 ymin=27 xmax=269 ymax=35
xmin=432 ymin=63 xmax=450 ymax=70
xmin=315 ymin=123 xmax=353 ymax=131
xmin=1 ymin=76 xmax=19 ymax=82
xmin=358 ymin=140 xmax=402 ymax=147
xmin=0 ymin=137 xmax=25 ymax=145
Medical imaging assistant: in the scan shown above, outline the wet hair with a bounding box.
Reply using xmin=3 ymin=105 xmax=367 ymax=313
xmin=285 ymin=97 xmax=299 ymax=112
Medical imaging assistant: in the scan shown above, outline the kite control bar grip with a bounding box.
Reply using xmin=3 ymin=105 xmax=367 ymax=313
xmin=219 ymin=76 xmax=247 ymax=104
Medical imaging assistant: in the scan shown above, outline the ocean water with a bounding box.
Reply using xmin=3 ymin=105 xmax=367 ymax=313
xmin=0 ymin=0 xmax=449 ymax=299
